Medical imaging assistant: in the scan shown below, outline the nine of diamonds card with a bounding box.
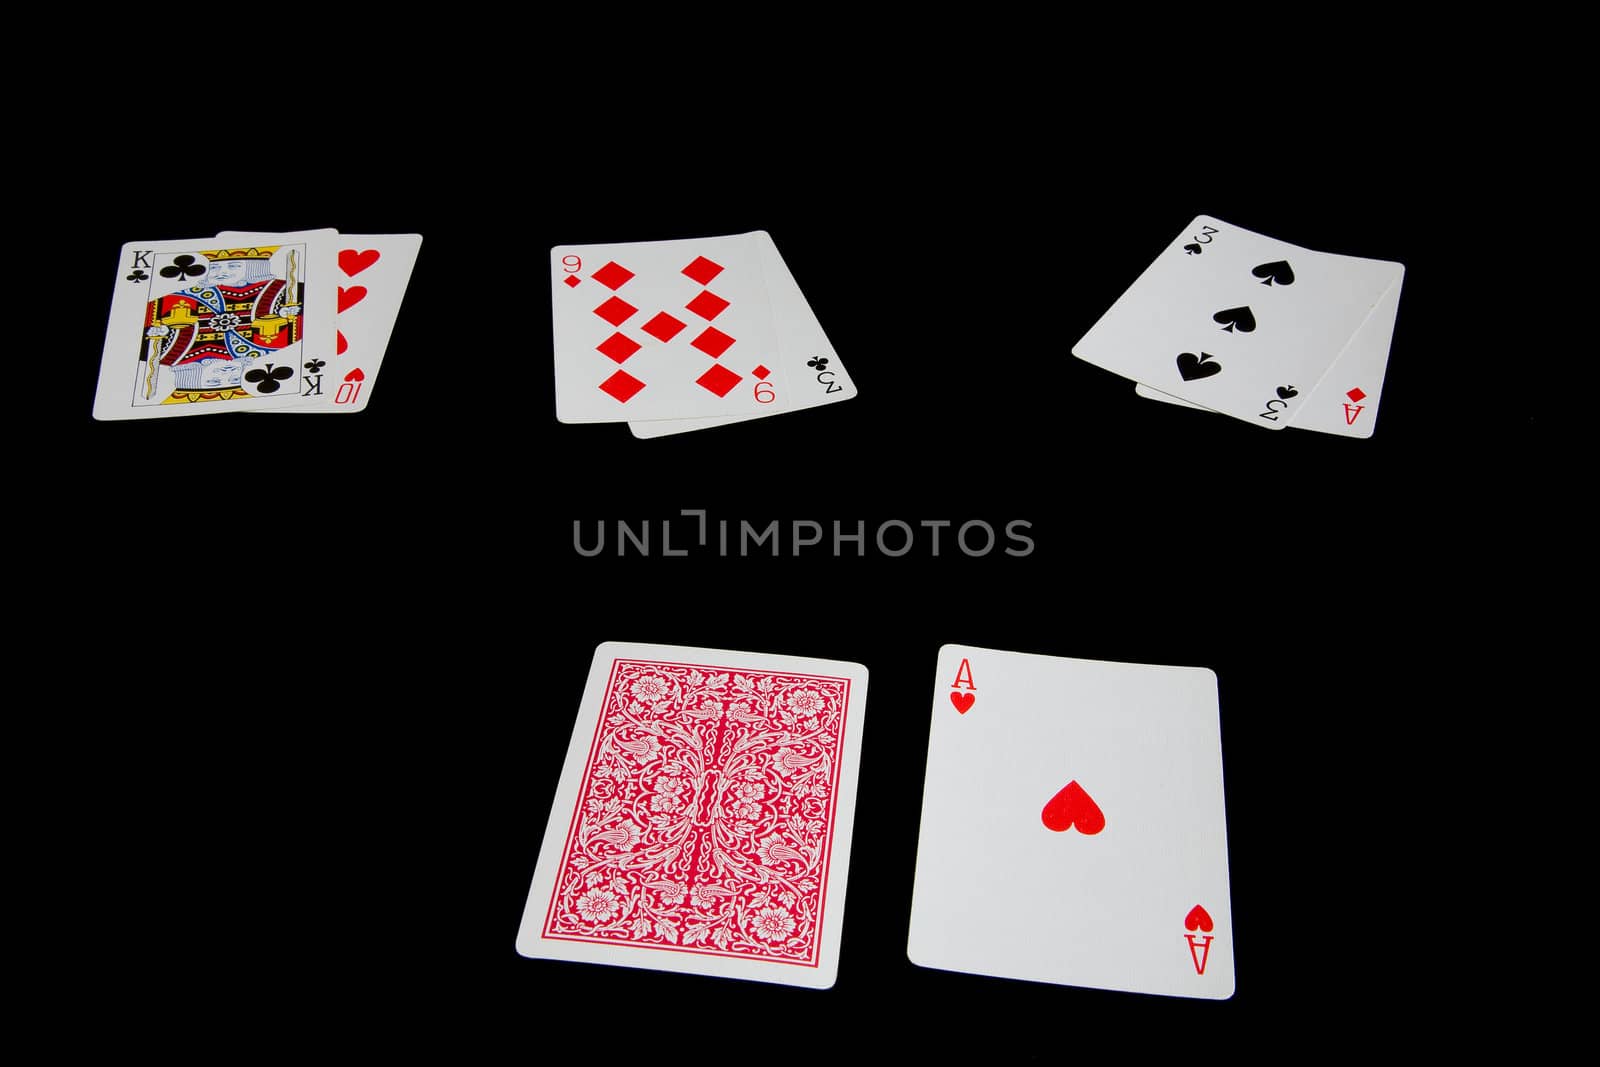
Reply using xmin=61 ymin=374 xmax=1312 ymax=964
xmin=516 ymin=642 xmax=869 ymax=988
xmin=907 ymin=645 xmax=1235 ymax=999
xmin=550 ymin=231 xmax=855 ymax=432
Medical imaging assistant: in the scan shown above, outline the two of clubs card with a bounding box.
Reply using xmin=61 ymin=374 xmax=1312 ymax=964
xmin=93 ymin=229 xmax=420 ymax=420
xmin=909 ymin=646 xmax=1235 ymax=999
xmin=1073 ymin=215 xmax=1404 ymax=438
xmin=550 ymin=231 xmax=856 ymax=437
xmin=516 ymin=641 xmax=1233 ymax=999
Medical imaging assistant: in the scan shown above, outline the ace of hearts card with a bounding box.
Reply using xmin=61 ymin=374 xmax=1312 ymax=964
xmin=516 ymin=642 xmax=869 ymax=988
xmin=907 ymin=645 xmax=1235 ymax=999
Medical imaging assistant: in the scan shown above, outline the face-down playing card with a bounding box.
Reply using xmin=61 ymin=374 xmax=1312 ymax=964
xmin=517 ymin=642 xmax=869 ymax=988
xmin=1072 ymin=215 xmax=1402 ymax=430
xmin=907 ymin=645 xmax=1235 ymax=999
xmin=552 ymin=233 xmax=791 ymax=424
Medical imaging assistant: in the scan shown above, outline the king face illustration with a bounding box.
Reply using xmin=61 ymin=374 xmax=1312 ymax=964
xmin=140 ymin=246 xmax=303 ymax=404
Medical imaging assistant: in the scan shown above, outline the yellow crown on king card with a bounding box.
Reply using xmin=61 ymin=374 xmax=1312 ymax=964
xmin=201 ymin=247 xmax=278 ymax=261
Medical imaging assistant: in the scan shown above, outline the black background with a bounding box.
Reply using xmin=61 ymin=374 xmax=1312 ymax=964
xmin=50 ymin=37 xmax=1533 ymax=1052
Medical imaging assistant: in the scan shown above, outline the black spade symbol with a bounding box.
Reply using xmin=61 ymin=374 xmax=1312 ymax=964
xmin=1213 ymin=306 xmax=1256 ymax=333
xmin=1176 ymin=352 xmax=1222 ymax=381
xmin=1252 ymin=260 xmax=1295 ymax=286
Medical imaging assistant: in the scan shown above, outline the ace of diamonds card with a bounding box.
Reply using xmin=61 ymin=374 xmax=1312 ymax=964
xmin=517 ymin=642 xmax=869 ymax=988
xmin=907 ymin=645 xmax=1235 ymax=999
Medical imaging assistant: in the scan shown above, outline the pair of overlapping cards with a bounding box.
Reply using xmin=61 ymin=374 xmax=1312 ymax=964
xmin=93 ymin=229 xmax=420 ymax=419
xmin=1074 ymin=215 xmax=1404 ymax=437
xmin=516 ymin=642 xmax=1233 ymax=999
xmin=549 ymin=231 xmax=857 ymax=437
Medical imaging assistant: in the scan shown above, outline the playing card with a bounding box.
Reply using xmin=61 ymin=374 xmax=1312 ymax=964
xmin=907 ymin=645 xmax=1234 ymax=999
xmin=1073 ymin=215 xmax=1402 ymax=430
xmin=93 ymin=232 xmax=338 ymax=420
xmin=628 ymin=232 xmax=855 ymax=437
xmin=516 ymin=642 xmax=869 ymax=988
xmin=551 ymin=233 xmax=791 ymax=423
xmin=1135 ymin=266 xmax=1404 ymax=438
xmin=220 ymin=232 xmax=422 ymax=412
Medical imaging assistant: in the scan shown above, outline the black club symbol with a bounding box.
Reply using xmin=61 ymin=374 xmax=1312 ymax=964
xmin=245 ymin=363 xmax=295 ymax=394
xmin=126 ymin=269 xmax=149 ymax=282
xmin=304 ymin=359 xmax=326 ymax=373
xmin=159 ymin=254 xmax=207 ymax=281
xmin=807 ymin=356 xmax=829 ymax=371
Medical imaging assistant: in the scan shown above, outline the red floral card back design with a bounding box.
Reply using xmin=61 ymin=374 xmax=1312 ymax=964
xmin=543 ymin=658 xmax=852 ymax=966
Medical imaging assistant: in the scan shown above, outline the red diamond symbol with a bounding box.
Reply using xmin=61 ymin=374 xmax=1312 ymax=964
xmin=682 ymin=256 xmax=723 ymax=285
xmin=592 ymin=262 xmax=635 ymax=290
xmin=753 ymin=364 xmax=771 ymax=380
xmin=642 ymin=312 xmax=687 ymax=342
xmin=696 ymin=363 xmax=742 ymax=397
xmin=597 ymin=333 xmax=641 ymax=363
xmin=686 ymin=290 xmax=731 ymax=321
xmin=595 ymin=296 xmax=637 ymax=327
xmin=690 ymin=326 xmax=735 ymax=358
xmin=599 ymin=370 xmax=646 ymax=403
xmin=1347 ymin=387 xmax=1367 ymax=402
xmin=563 ymin=275 xmax=580 ymax=288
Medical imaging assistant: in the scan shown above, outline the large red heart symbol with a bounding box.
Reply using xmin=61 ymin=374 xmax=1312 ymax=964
xmin=1040 ymin=780 xmax=1105 ymax=834
xmin=1184 ymin=905 xmax=1214 ymax=933
xmin=344 ymin=368 xmax=365 ymax=383
xmin=336 ymin=330 xmax=348 ymax=355
xmin=338 ymin=286 xmax=367 ymax=312
xmin=950 ymin=692 xmax=975 ymax=714
xmin=339 ymin=249 xmax=381 ymax=276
